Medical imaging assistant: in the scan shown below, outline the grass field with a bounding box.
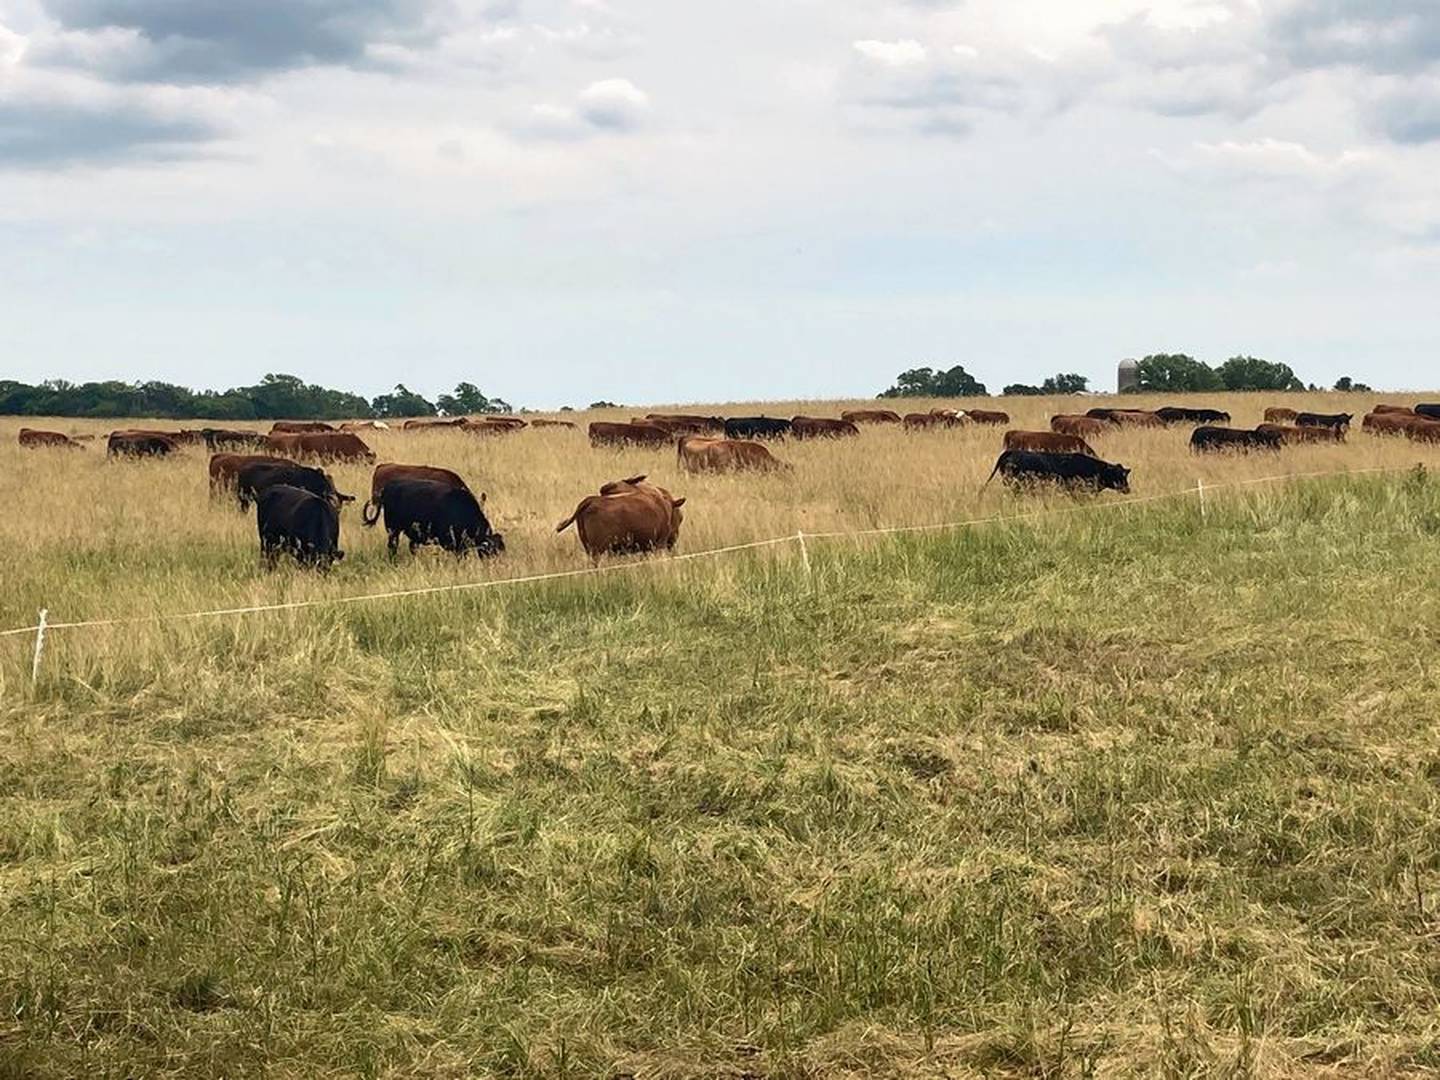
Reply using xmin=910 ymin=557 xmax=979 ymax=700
xmin=4 ymin=390 xmax=1440 ymax=1077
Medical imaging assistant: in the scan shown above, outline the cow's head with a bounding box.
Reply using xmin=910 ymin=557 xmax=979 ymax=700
xmin=1104 ymin=464 xmax=1131 ymax=494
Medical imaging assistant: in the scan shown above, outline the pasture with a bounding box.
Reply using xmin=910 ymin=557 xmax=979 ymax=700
xmin=4 ymin=391 xmax=1440 ymax=1077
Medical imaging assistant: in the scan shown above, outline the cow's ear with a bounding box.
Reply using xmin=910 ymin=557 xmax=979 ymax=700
xmin=479 ymin=491 xmax=488 ymax=504
xmin=672 ymin=498 xmax=686 ymax=509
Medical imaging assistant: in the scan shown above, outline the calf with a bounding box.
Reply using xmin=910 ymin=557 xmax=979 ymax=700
xmin=791 ymin=417 xmax=860 ymax=439
xmin=677 ymin=436 xmax=788 ymax=473
xmin=19 ymin=428 xmax=84 ymax=449
xmin=985 ymin=451 xmax=1131 ymax=494
xmin=1190 ymin=426 xmax=1283 ymax=453
xmin=257 ymin=485 xmax=343 ymax=570
xmin=363 ymin=478 xmax=503 ymax=557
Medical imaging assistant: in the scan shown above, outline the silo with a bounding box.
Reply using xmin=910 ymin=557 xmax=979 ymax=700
xmin=1118 ymin=358 xmax=1140 ymax=394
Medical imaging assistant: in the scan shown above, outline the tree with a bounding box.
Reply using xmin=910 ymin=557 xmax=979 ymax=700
xmin=589 ymin=400 xmax=618 ymax=409
xmin=879 ymin=364 xmax=987 ymax=398
xmin=1132 ymin=354 xmax=1223 ymax=393
xmin=1334 ymin=376 xmax=1372 ymax=392
xmin=437 ymin=381 xmax=513 ymax=416
xmin=1002 ymin=384 xmax=1044 ymax=396
xmin=1216 ymin=356 xmax=1303 ymax=392
xmin=370 ymin=384 xmax=438 ymax=418
xmin=1041 ymin=373 xmax=1089 ymax=394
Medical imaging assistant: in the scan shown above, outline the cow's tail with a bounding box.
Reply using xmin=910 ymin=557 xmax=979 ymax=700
xmin=361 ymin=500 xmax=381 ymax=527
xmin=982 ymin=454 xmax=1006 ymax=491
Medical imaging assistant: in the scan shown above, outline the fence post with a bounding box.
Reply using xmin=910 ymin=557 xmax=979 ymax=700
xmin=796 ymin=530 xmax=811 ymax=577
xmin=1197 ymin=477 xmax=1207 ymax=521
xmin=31 ymin=608 xmax=48 ymax=684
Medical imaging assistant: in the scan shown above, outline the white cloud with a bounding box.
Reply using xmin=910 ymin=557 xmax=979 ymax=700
xmin=576 ymin=77 xmax=649 ymax=130
xmin=853 ymin=39 xmax=928 ymax=67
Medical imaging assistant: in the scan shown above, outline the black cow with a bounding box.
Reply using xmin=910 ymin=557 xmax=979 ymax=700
xmin=984 ymin=451 xmax=1131 ymax=493
xmin=1190 ymin=426 xmax=1283 ymax=453
xmin=1156 ymin=406 xmax=1231 ymax=425
xmin=107 ymin=433 xmax=176 ymax=458
xmin=1415 ymin=404 xmax=1440 ymax=421
xmin=724 ymin=416 xmax=792 ymax=440
xmin=236 ymin=461 xmax=353 ymax=511
xmin=202 ymin=428 xmax=269 ymax=451
xmin=361 ymin=478 xmax=504 ymax=558
xmin=257 ymin=485 xmax=343 ymax=570
xmin=1295 ymin=412 xmax=1353 ymax=431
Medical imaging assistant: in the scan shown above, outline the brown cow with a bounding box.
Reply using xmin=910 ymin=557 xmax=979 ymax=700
xmin=1362 ymin=412 xmax=1440 ymax=441
xmin=589 ymin=421 xmax=673 ymax=448
xmin=1255 ymin=423 xmax=1346 ymax=445
xmin=1050 ymin=415 xmax=1108 ymax=439
xmin=677 ymin=436 xmax=789 ymax=473
xmin=1263 ymin=407 xmax=1300 ymax=424
xmin=646 ymin=413 xmax=725 ymax=433
xmin=108 ymin=431 xmax=178 ymax=457
xmin=1107 ymin=409 xmax=1164 ymax=428
xmin=367 ymin=463 xmax=470 ymax=513
xmin=403 ymin=417 xmax=466 ymax=430
xmin=531 ymin=418 xmax=577 ymax=429
xmin=1002 ymin=430 xmax=1097 ymax=456
xmin=18 ymin=428 xmax=84 ymax=449
xmin=461 ymin=419 xmax=522 ymax=437
xmin=841 ymin=409 xmax=902 ymax=425
xmin=556 ymin=475 xmax=685 ymax=560
xmin=271 ymin=421 xmax=336 ymax=434
xmin=903 ymin=412 xmax=965 ymax=430
xmin=266 ymin=431 xmax=376 ymax=463
xmin=791 ymin=417 xmax=860 ymax=439
xmin=1371 ymin=404 xmax=1415 ymax=415
xmin=209 ymin=453 xmax=291 ymax=495
xmin=965 ymin=409 xmax=1010 ymax=425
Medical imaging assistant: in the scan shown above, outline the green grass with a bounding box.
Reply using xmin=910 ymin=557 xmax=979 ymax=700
xmin=5 ymin=474 xmax=1440 ymax=1077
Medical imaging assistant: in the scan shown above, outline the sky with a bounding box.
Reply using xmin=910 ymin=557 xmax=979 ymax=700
xmin=2 ymin=0 xmax=1439 ymax=407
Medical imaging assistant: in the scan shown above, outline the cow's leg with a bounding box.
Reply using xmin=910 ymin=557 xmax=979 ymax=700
xmin=387 ymin=529 xmax=400 ymax=558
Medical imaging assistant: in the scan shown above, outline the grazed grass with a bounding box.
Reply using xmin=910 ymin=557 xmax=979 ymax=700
xmin=3 ymin=393 xmax=1440 ymax=1077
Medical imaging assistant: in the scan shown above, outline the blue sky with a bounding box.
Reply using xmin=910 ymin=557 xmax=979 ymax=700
xmin=3 ymin=0 xmax=1439 ymax=407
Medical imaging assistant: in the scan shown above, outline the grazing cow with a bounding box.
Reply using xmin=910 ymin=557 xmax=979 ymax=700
xmin=532 ymin=418 xmax=577 ymax=429
xmin=270 ymin=421 xmax=336 ymax=434
xmin=340 ymin=420 xmax=390 ymax=431
xmin=108 ymin=431 xmax=177 ymax=458
xmin=1256 ymin=423 xmax=1345 ymax=445
xmin=791 ymin=417 xmax=860 ymax=439
xmin=1371 ymin=405 xmax=1414 ymax=416
xmin=725 ymin=416 xmax=792 ymax=440
xmin=1296 ymin=412 xmax=1352 ymax=432
xmin=557 ymin=476 xmax=685 ymax=559
xmin=841 ymin=409 xmax=902 ymax=425
xmin=257 ymin=485 xmax=343 ymax=570
xmin=209 ymin=452 xmax=290 ymax=496
xmin=461 ymin=419 xmax=522 ymax=437
xmin=477 ymin=416 xmax=528 ymax=429
xmin=1108 ymin=410 xmax=1165 ymax=428
xmin=1156 ymin=406 xmax=1231 ymax=425
xmin=1190 ymin=426 xmax=1283 ymax=453
xmin=985 ymin=451 xmax=1131 ymax=494
xmin=1263 ymin=407 xmax=1300 ymax=424
xmin=362 ymin=478 xmax=503 ymax=558
xmin=236 ymin=460 xmax=353 ymax=511
xmin=266 ymin=431 xmax=376 ymax=463
xmin=677 ymin=436 xmax=789 ymax=473
xmin=1002 ymin=430 xmax=1096 ymax=457
xmin=1363 ymin=412 xmax=1440 ymax=441
xmin=403 ymin=417 xmax=465 ymax=430
xmin=367 ymin=463 xmax=469 ymax=513
xmin=201 ymin=428 xmax=269 ymax=451
xmin=646 ymin=414 xmax=725 ymax=434
xmin=1051 ymin=415 xmax=1108 ymax=439
xmin=965 ymin=409 xmax=1010 ymax=425
xmin=19 ymin=428 xmax=83 ymax=449
xmin=589 ymin=421 xmax=673 ymax=448
xmin=1415 ymin=405 xmax=1440 ymax=422
xmin=904 ymin=412 xmax=965 ymax=430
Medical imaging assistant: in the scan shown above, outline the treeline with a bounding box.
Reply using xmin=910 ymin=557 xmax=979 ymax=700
xmin=879 ymin=356 xmax=1373 ymax=398
xmin=0 ymin=374 xmax=514 ymax=420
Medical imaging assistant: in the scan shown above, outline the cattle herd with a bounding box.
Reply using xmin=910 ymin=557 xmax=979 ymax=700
xmin=13 ymin=399 xmax=1437 ymax=570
